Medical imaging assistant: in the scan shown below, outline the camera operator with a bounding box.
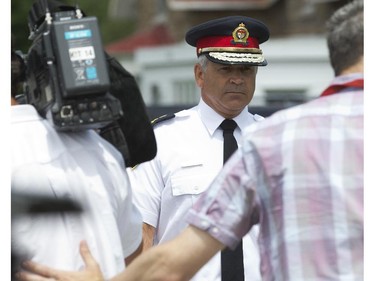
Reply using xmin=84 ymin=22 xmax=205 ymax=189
xmin=11 ymin=1 xmax=143 ymax=279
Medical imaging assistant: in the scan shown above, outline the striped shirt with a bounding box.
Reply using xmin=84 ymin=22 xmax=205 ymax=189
xmin=186 ymin=76 xmax=363 ymax=280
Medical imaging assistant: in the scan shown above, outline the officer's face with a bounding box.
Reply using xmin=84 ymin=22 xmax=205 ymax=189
xmin=195 ymin=60 xmax=257 ymax=119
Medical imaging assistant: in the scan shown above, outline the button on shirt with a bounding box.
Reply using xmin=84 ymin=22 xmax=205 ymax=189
xmin=186 ymin=90 xmax=363 ymax=281
xmin=129 ymin=98 xmax=263 ymax=281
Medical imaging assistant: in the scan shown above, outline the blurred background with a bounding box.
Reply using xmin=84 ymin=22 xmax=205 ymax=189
xmin=11 ymin=0 xmax=349 ymax=118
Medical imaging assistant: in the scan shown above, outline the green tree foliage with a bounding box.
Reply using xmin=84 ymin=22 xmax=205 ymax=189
xmin=11 ymin=0 xmax=135 ymax=52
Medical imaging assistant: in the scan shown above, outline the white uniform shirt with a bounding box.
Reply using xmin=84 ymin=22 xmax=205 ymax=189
xmin=11 ymin=105 xmax=142 ymax=280
xmin=129 ymin=99 xmax=263 ymax=281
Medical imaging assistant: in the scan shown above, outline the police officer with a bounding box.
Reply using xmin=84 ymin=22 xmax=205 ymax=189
xmin=128 ymin=15 xmax=269 ymax=281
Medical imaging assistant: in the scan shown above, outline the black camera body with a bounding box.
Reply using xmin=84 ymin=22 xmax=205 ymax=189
xmin=25 ymin=8 xmax=123 ymax=131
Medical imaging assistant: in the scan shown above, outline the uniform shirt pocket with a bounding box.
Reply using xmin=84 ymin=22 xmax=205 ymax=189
xmin=170 ymin=170 xmax=217 ymax=196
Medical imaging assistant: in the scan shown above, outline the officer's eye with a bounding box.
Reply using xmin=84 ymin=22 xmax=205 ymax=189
xmin=218 ymin=66 xmax=231 ymax=72
xmin=242 ymin=66 xmax=254 ymax=72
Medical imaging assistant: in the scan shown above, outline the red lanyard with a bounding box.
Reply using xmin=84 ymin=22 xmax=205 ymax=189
xmin=320 ymin=78 xmax=363 ymax=97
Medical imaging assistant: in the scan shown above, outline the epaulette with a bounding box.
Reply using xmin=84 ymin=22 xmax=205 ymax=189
xmin=151 ymin=114 xmax=175 ymax=126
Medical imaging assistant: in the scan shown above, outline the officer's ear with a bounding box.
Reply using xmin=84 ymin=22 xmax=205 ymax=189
xmin=194 ymin=63 xmax=205 ymax=88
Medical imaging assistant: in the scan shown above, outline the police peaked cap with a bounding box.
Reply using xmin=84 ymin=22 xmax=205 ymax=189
xmin=185 ymin=15 xmax=270 ymax=66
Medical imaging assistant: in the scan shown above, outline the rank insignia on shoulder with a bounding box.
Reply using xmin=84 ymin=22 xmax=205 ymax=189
xmin=151 ymin=113 xmax=175 ymax=126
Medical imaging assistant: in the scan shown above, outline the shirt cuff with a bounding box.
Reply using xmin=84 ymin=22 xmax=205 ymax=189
xmin=185 ymin=210 xmax=241 ymax=250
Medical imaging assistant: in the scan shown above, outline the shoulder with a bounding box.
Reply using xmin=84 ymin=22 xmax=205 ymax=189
xmin=151 ymin=113 xmax=176 ymax=127
xmin=151 ymin=108 xmax=197 ymax=129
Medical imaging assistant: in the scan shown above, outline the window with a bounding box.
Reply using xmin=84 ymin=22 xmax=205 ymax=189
xmin=172 ymin=80 xmax=199 ymax=105
xmin=151 ymin=84 xmax=161 ymax=104
xmin=265 ymin=89 xmax=307 ymax=107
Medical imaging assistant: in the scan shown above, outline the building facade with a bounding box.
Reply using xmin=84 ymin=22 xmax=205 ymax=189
xmin=106 ymin=0 xmax=344 ymax=107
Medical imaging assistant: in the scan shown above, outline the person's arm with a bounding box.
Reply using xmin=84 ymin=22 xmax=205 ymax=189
xmin=141 ymin=222 xmax=156 ymax=251
xmin=124 ymin=222 xmax=154 ymax=265
xmin=17 ymin=226 xmax=224 ymax=281
xmin=115 ymin=225 xmax=225 ymax=281
xmin=124 ymin=240 xmax=143 ymax=266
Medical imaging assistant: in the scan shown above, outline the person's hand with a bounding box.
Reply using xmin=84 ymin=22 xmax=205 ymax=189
xmin=16 ymin=241 xmax=105 ymax=281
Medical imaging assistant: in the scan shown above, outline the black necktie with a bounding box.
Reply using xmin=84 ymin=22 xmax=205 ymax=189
xmin=220 ymin=119 xmax=244 ymax=281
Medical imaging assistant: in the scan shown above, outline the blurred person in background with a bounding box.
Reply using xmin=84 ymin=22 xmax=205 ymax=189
xmin=10 ymin=1 xmax=143 ymax=280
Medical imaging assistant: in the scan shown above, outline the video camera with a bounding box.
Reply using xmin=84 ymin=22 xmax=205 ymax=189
xmin=15 ymin=0 xmax=157 ymax=167
xmin=24 ymin=0 xmax=123 ymax=131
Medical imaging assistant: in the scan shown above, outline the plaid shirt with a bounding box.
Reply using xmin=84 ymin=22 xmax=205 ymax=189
xmin=186 ymin=76 xmax=363 ymax=280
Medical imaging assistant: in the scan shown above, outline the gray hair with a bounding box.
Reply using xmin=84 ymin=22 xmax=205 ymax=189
xmin=198 ymin=55 xmax=209 ymax=72
xmin=326 ymin=0 xmax=363 ymax=75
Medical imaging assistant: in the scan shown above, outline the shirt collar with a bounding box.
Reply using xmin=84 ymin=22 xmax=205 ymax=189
xmin=197 ymin=98 xmax=255 ymax=136
xmin=320 ymin=73 xmax=364 ymax=97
